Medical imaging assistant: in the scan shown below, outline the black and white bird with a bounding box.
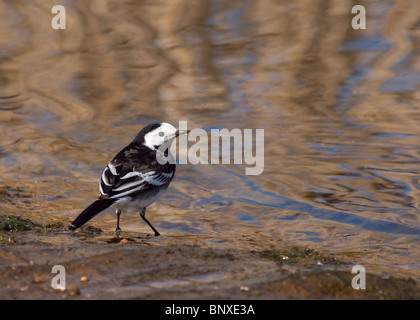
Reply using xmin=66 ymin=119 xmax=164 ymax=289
xmin=69 ymin=122 xmax=188 ymax=236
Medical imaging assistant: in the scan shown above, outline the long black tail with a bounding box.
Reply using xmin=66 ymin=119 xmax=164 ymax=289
xmin=69 ymin=199 xmax=114 ymax=230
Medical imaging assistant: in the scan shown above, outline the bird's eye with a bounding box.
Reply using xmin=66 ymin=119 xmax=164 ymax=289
xmin=158 ymin=131 xmax=165 ymax=137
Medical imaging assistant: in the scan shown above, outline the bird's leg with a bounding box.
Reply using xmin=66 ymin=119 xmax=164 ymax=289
xmin=115 ymin=210 xmax=123 ymax=237
xmin=140 ymin=207 xmax=160 ymax=237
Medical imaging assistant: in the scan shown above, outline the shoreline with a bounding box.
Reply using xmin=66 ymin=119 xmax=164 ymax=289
xmin=1 ymin=215 xmax=419 ymax=299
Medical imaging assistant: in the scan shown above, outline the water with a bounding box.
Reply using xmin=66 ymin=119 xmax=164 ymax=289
xmin=0 ymin=0 xmax=420 ymax=280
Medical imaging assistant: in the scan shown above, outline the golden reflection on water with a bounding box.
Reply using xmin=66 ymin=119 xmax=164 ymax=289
xmin=0 ymin=0 xmax=420 ymax=279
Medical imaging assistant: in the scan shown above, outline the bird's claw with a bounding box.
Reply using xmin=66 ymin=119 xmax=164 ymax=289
xmin=115 ymin=228 xmax=123 ymax=237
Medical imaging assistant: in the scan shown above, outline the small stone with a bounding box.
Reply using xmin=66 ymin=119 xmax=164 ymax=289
xmin=33 ymin=276 xmax=44 ymax=283
xmin=67 ymin=285 xmax=80 ymax=296
xmin=80 ymin=276 xmax=89 ymax=283
xmin=119 ymin=238 xmax=128 ymax=244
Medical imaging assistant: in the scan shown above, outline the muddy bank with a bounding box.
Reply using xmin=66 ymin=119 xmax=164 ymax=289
xmin=0 ymin=215 xmax=419 ymax=300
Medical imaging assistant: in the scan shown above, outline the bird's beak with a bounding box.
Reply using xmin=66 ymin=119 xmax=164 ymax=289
xmin=175 ymin=130 xmax=190 ymax=137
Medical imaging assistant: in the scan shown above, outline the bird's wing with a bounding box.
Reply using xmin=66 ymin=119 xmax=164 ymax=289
xmin=99 ymin=162 xmax=173 ymax=200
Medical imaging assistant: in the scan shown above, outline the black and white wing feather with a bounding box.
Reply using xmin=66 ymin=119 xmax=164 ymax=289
xmin=98 ymin=145 xmax=175 ymax=201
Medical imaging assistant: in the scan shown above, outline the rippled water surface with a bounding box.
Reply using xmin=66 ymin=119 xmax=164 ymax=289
xmin=1 ymin=0 xmax=420 ymax=279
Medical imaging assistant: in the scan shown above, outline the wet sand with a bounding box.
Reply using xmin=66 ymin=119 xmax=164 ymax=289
xmin=1 ymin=215 xmax=419 ymax=300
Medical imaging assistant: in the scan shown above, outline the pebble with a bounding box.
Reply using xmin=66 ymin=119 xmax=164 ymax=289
xmin=80 ymin=276 xmax=89 ymax=283
xmin=67 ymin=285 xmax=80 ymax=296
xmin=240 ymin=285 xmax=250 ymax=292
xmin=33 ymin=276 xmax=44 ymax=283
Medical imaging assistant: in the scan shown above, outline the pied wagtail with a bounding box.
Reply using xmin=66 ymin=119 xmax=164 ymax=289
xmin=69 ymin=122 xmax=189 ymax=236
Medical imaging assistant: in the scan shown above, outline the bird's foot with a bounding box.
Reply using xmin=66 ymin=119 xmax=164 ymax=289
xmin=115 ymin=228 xmax=123 ymax=237
xmin=146 ymin=232 xmax=160 ymax=237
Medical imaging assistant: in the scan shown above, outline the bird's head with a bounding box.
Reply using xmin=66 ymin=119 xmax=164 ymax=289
xmin=133 ymin=122 xmax=189 ymax=151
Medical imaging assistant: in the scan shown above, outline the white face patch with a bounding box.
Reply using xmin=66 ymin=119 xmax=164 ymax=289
xmin=143 ymin=122 xmax=177 ymax=150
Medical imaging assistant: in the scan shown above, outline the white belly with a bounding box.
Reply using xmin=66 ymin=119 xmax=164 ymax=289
xmin=112 ymin=189 xmax=165 ymax=214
